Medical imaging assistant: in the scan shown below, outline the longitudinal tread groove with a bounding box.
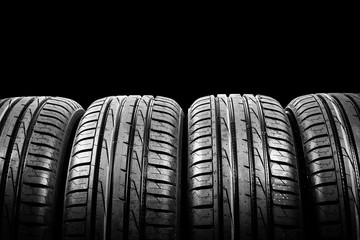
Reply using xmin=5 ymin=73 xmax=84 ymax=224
xmin=0 ymin=98 xmax=22 ymax=135
xmin=92 ymin=98 xmax=113 ymax=240
xmin=256 ymin=95 xmax=274 ymax=240
xmin=105 ymin=96 xmax=125 ymax=240
xmin=214 ymin=96 xmax=223 ymax=240
xmin=14 ymin=97 xmax=49 ymax=235
xmin=243 ymin=95 xmax=258 ymax=239
xmin=0 ymin=97 xmax=33 ymax=238
xmin=228 ymin=96 xmax=239 ymax=240
xmin=139 ymin=97 xmax=153 ymax=240
xmin=317 ymin=94 xmax=352 ymax=239
xmin=124 ymin=98 xmax=140 ymax=239
xmin=331 ymin=94 xmax=360 ymax=189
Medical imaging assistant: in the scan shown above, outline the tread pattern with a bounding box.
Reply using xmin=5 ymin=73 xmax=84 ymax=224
xmin=287 ymin=93 xmax=360 ymax=240
xmin=188 ymin=94 xmax=302 ymax=240
xmin=0 ymin=97 xmax=84 ymax=240
xmin=63 ymin=96 xmax=183 ymax=240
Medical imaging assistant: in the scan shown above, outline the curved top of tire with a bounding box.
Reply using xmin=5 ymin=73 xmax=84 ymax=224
xmin=286 ymin=93 xmax=360 ymax=240
xmin=187 ymin=94 xmax=303 ymax=240
xmin=62 ymin=95 xmax=184 ymax=240
xmin=0 ymin=96 xmax=84 ymax=240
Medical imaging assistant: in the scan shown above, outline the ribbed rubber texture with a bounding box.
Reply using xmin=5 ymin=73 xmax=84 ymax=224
xmin=62 ymin=95 xmax=183 ymax=240
xmin=286 ymin=93 xmax=360 ymax=240
xmin=187 ymin=94 xmax=302 ymax=240
xmin=0 ymin=97 xmax=84 ymax=240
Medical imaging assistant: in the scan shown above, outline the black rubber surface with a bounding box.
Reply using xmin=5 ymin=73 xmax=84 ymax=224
xmin=0 ymin=97 xmax=84 ymax=240
xmin=187 ymin=94 xmax=303 ymax=240
xmin=286 ymin=93 xmax=360 ymax=240
xmin=62 ymin=96 xmax=183 ymax=240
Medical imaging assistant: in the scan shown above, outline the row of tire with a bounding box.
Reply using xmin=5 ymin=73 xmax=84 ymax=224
xmin=0 ymin=93 xmax=358 ymax=240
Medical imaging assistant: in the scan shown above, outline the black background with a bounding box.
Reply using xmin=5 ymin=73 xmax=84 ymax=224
xmin=2 ymin=7 xmax=358 ymax=110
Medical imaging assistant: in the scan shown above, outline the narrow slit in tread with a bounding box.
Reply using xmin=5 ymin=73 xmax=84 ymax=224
xmin=190 ymin=125 xmax=211 ymax=135
xmin=33 ymin=130 xmax=61 ymax=140
xmin=146 ymin=192 xmax=175 ymax=199
xmin=190 ymin=102 xmax=210 ymax=114
xmin=266 ymin=126 xmax=292 ymax=136
xmin=188 ymin=158 xmax=213 ymax=168
xmin=265 ymin=115 xmax=290 ymax=127
xmin=26 ymin=164 xmax=55 ymax=173
xmin=190 ymin=117 xmax=212 ymax=129
xmin=30 ymin=141 xmax=58 ymax=151
xmin=152 ymin=109 xmax=177 ymax=120
xmin=190 ymin=146 xmax=212 ymax=155
xmin=36 ymin=120 xmax=62 ymax=131
xmin=306 ymin=144 xmax=331 ymax=154
xmin=190 ymin=171 xmax=212 ymax=179
xmin=263 ymin=107 xmax=287 ymax=117
xmin=150 ymin=128 xmax=177 ymax=139
xmin=46 ymin=102 xmax=72 ymax=113
xmin=267 ymin=135 xmax=294 ymax=146
xmin=298 ymin=105 xmax=320 ymax=117
xmin=150 ymin=138 xmax=177 ymax=149
xmin=299 ymin=112 xmax=323 ymax=124
xmin=42 ymin=107 xmax=69 ymax=120
xmin=268 ymin=146 xmax=295 ymax=156
xmin=189 ymin=134 xmax=212 ymax=145
xmin=190 ymin=204 xmax=214 ymax=209
xmin=153 ymin=103 xmax=179 ymax=117
xmin=147 ymin=178 xmax=176 ymax=186
xmin=39 ymin=113 xmax=65 ymax=124
xmin=152 ymin=117 xmax=177 ymax=128
xmin=302 ymin=122 xmax=326 ymax=132
xmin=304 ymin=134 xmax=329 ymax=144
xmin=149 ymin=148 xmax=177 ymax=159
xmin=191 ymin=108 xmax=210 ymax=120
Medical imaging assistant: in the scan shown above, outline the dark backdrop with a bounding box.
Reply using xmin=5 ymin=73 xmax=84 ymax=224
xmin=2 ymin=8 xmax=357 ymax=110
